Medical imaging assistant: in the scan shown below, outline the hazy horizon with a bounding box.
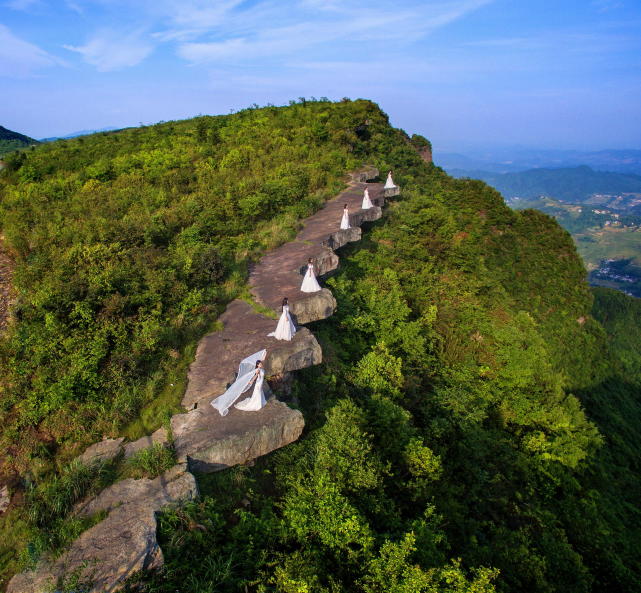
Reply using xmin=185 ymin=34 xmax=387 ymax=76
xmin=2 ymin=0 xmax=641 ymax=151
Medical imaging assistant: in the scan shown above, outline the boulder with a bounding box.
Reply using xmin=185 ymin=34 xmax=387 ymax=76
xmin=264 ymin=328 xmax=322 ymax=376
xmin=172 ymin=399 xmax=304 ymax=473
xmin=8 ymin=466 xmax=197 ymax=593
xmin=78 ymin=437 xmax=124 ymax=466
xmin=351 ymin=205 xmax=382 ymax=226
xmin=123 ymin=427 xmax=170 ymax=459
xmin=384 ymin=186 xmax=400 ymax=198
xmin=322 ymin=227 xmax=361 ymax=250
xmin=312 ymin=247 xmax=340 ymax=276
xmin=289 ymin=288 xmax=337 ymax=325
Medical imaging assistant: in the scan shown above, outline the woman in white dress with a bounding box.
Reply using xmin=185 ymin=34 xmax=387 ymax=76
xmin=211 ymin=349 xmax=267 ymax=416
xmin=235 ymin=360 xmax=266 ymax=412
xmin=300 ymin=257 xmax=322 ymax=292
xmin=340 ymin=203 xmax=351 ymax=229
xmin=362 ymin=188 xmax=373 ymax=209
xmin=268 ymin=297 xmax=297 ymax=341
xmin=384 ymin=170 xmax=396 ymax=189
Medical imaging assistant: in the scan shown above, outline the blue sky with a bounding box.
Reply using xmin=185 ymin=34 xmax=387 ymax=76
xmin=2 ymin=0 xmax=640 ymax=151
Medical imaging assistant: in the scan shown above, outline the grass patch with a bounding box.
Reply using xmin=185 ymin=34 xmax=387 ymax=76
xmin=121 ymin=444 xmax=176 ymax=480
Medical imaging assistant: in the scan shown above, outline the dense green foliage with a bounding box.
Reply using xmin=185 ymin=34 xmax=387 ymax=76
xmin=0 ymin=126 xmax=39 ymax=158
xmin=0 ymin=99 xmax=391 ymax=474
xmin=510 ymin=197 xmax=641 ymax=296
xmin=131 ymin=122 xmax=639 ymax=592
xmin=1 ymin=101 xmax=640 ymax=592
xmin=451 ymin=165 xmax=641 ymax=202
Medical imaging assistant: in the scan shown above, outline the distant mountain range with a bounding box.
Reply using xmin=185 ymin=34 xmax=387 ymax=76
xmin=449 ymin=165 xmax=641 ymax=203
xmin=0 ymin=126 xmax=39 ymax=157
xmin=438 ymin=148 xmax=641 ymax=175
xmin=39 ymin=126 xmax=120 ymax=142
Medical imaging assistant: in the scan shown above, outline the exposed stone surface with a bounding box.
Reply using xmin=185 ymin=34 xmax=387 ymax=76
xmin=322 ymin=226 xmax=362 ymax=250
xmin=182 ymin=300 xmax=322 ymax=410
xmin=249 ymin=178 xmax=385 ymax=318
xmin=74 ymin=464 xmax=196 ymax=517
xmin=0 ymin=241 xmax=15 ymax=333
xmin=384 ymin=186 xmax=400 ymax=198
xmin=289 ymin=288 xmax=337 ymax=325
xmin=78 ymin=437 xmax=125 ymax=466
xmin=123 ymin=427 xmax=169 ymax=459
xmin=0 ymin=485 xmax=9 ymax=513
xmin=419 ymin=146 xmax=433 ymax=164
xmin=8 ymin=466 xmax=197 ymax=593
xmin=172 ymin=399 xmax=304 ymax=473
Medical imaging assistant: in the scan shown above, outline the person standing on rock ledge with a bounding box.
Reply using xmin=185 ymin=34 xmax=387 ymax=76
xmin=384 ymin=170 xmax=396 ymax=189
xmin=362 ymin=187 xmax=373 ymax=209
xmin=268 ymin=297 xmax=297 ymax=341
xmin=211 ymin=349 xmax=267 ymax=415
xmin=340 ymin=203 xmax=351 ymax=229
xmin=300 ymin=257 xmax=322 ymax=292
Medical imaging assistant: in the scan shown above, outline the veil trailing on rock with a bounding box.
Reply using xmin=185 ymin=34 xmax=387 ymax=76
xmin=211 ymin=349 xmax=267 ymax=416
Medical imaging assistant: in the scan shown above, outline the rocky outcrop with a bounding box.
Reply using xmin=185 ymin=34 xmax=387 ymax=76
xmin=123 ymin=427 xmax=170 ymax=459
xmin=181 ymin=300 xmax=323 ymax=410
xmin=78 ymin=437 xmax=124 ymax=466
xmin=8 ymin=465 xmax=197 ymax=593
xmin=74 ymin=464 xmax=195 ymax=517
xmin=289 ymin=288 xmax=337 ymax=325
xmin=171 ymin=399 xmax=304 ymax=473
xmin=0 ymin=485 xmax=9 ymax=513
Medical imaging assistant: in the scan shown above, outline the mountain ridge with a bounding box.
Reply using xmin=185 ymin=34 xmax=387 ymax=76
xmin=0 ymin=126 xmax=39 ymax=157
xmin=449 ymin=165 xmax=641 ymax=202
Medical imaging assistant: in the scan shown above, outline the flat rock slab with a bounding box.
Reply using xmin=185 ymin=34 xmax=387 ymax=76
xmin=78 ymin=437 xmax=125 ymax=466
xmin=249 ymin=182 xmax=384 ymax=319
xmin=74 ymin=464 xmax=195 ymax=517
xmin=172 ymin=398 xmax=304 ymax=473
xmin=8 ymin=466 xmax=198 ymax=593
xmin=182 ymin=299 xmax=321 ymax=409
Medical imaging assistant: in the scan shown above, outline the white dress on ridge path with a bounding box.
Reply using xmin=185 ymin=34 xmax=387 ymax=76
xmin=235 ymin=368 xmax=266 ymax=411
xmin=384 ymin=172 xmax=396 ymax=189
xmin=211 ymin=349 xmax=266 ymax=416
xmin=340 ymin=208 xmax=351 ymax=229
xmin=300 ymin=263 xmax=321 ymax=293
xmin=268 ymin=304 xmax=297 ymax=341
xmin=362 ymin=188 xmax=373 ymax=209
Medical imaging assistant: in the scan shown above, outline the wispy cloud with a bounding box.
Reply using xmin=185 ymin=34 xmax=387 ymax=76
xmin=592 ymin=0 xmax=624 ymax=12
xmin=4 ymin=0 xmax=41 ymax=10
xmin=0 ymin=24 xmax=63 ymax=77
xmin=64 ymin=30 xmax=154 ymax=71
xmin=175 ymin=0 xmax=493 ymax=65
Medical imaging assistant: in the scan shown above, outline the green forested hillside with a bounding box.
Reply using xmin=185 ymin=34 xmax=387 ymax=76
xmin=0 ymin=126 xmax=39 ymax=158
xmin=132 ymin=135 xmax=640 ymax=592
xmin=0 ymin=99 xmax=395 ymax=477
xmin=0 ymin=101 xmax=640 ymax=592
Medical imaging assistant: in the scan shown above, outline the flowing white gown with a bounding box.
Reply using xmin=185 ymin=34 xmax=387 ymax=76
xmin=300 ymin=263 xmax=321 ymax=292
xmin=211 ymin=349 xmax=266 ymax=416
xmin=268 ymin=304 xmax=296 ymax=341
xmin=235 ymin=368 xmax=266 ymax=411
xmin=340 ymin=208 xmax=351 ymax=229
xmin=362 ymin=188 xmax=373 ymax=209
xmin=384 ymin=172 xmax=396 ymax=189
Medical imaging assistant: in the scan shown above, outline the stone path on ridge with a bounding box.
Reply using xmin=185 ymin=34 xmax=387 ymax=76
xmin=249 ymin=178 xmax=385 ymax=320
xmin=171 ymin=167 xmax=384 ymax=474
